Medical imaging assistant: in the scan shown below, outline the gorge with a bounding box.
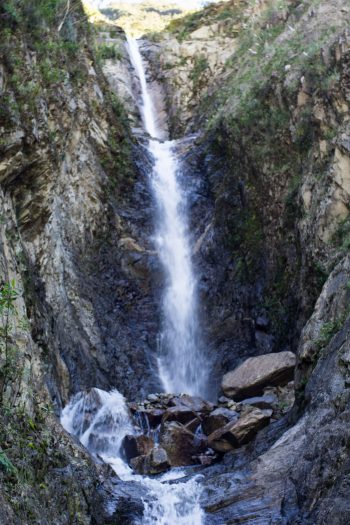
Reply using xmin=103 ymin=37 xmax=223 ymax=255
xmin=2 ymin=0 xmax=350 ymax=524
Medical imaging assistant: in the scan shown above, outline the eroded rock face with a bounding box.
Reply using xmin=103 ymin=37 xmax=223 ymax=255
xmin=222 ymin=352 xmax=296 ymax=400
xmin=0 ymin=9 xmax=165 ymax=407
xmin=142 ymin=21 xmax=236 ymax=135
xmin=160 ymin=421 xmax=201 ymax=466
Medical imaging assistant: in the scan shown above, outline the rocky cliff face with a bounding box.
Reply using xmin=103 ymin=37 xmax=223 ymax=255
xmin=0 ymin=1 xmax=163 ymax=521
xmin=145 ymin=0 xmax=350 ymax=382
xmin=141 ymin=0 xmax=350 ymax=522
xmin=0 ymin=1 xmax=163 ymax=408
xmin=2 ymin=0 xmax=350 ymax=522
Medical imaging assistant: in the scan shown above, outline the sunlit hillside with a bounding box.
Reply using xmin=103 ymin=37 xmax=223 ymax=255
xmin=82 ymin=0 xmax=197 ymax=35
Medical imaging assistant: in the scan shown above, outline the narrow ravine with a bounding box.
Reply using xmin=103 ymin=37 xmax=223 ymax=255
xmin=61 ymin=36 xmax=208 ymax=523
xmin=127 ymin=36 xmax=208 ymax=398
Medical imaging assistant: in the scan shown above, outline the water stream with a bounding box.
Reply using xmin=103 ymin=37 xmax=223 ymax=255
xmin=61 ymin=36 xmax=207 ymax=524
xmin=127 ymin=36 xmax=207 ymax=398
xmin=61 ymin=389 xmax=204 ymax=524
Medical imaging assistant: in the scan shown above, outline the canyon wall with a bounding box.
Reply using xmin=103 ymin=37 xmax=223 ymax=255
xmin=2 ymin=0 xmax=350 ymax=522
xmin=0 ymin=2 xmax=159 ymax=521
xmin=143 ymin=0 xmax=350 ymax=522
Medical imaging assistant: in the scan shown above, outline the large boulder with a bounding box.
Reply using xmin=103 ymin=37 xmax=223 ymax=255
xmin=162 ymin=405 xmax=199 ymax=425
xmin=92 ymin=473 xmax=147 ymax=524
xmin=160 ymin=422 xmax=205 ymax=466
xmin=130 ymin=447 xmax=170 ymax=475
xmin=122 ymin=434 xmax=154 ymax=463
xmin=208 ymin=408 xmax=271 ymax=452
xmin=221 ymin=351 xmax=296 ymax=400
xmin=239 ymin=394 xmax=278 ymax=410
xmin=202 ymin=408 xmax=239 ymax=436
xmin=169 ymin=394 xmax=214 ymax=414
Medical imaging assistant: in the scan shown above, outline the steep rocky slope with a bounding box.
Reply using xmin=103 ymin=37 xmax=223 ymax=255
xmin=146 ymin=0 xmax=350 ymax=383
xmin=141 ymin=0 xmax=350 ymax=522
xmin=0 ymin=1 xmax=163 ymax=407
xmin=2 ymin=0 xmax=350 ymax=522
xmin=0 ymin=1 xmax=162 ymax=521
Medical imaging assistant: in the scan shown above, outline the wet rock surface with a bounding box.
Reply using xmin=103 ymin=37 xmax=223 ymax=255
xmin=208 ymin=407 xmax=271 ymax=452
xmin=2 ymin=0 xmax=350 ymax=523
xmin=122 ymin=435 xmax=154 ymax=462
xmin=130 ymin=446 xmax=170 ymax=475
xmin=202 ymin=407 xmax=239 ymax=436
xmin=125 ymin=386 xmax=294 ymax=474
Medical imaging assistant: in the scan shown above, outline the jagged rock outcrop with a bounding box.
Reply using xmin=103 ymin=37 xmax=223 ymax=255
xmin=0 ymin=1 xmax=163 ymax=408
xmin=0 ymin=1 xmax=161 ymax=520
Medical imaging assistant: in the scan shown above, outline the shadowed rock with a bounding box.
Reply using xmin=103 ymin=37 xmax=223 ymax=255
xmin=169 ymin=394 xmax=214 ymax=413
xmin=208 ymin=408 xmax=271 ymax=452
xmin=130 ymin=446 xmax=170 ymax=475
xmin=122 ymin=434 xmax=154 ymax=463
xmin=160 ymin=421 xmax=205 ymax=466
xmin=202 ymin=407 xmax=239 ymax=436
xmin=162 ymin=405 xmax=199 ymax=425
xmin=239 ymin=394 xmax=278 ymax=410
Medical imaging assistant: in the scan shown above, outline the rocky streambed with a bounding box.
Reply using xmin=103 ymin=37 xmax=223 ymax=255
xmin=61 ymin=350 xmax=296 ymax=523
xmin=124 ymin=351 xmax=295 ymax=475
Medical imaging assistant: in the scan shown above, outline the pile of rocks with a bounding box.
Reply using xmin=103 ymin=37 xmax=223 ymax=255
xmin=123 ymin=351 xmax=296 ymax=474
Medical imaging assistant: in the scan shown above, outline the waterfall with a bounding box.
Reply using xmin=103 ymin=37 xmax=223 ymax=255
xmin=127 ymin=36 xmax=207 ymax=398
xmin=60 ymin=36 xmax=207 ymax=525
xmin=61 ymin=389 xmax=204 ymax=524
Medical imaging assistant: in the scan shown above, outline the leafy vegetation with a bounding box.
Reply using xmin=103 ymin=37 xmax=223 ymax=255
xmin=0 ymin=0 xmax=84 ymax=33
xmin=189 ymin=55 xmax=209 ymax=95
xmin=0 ymin=280 xmax=23 ymax=405
xmin=315 ymin=319 xmax=344 ymax=350
xmin=187 ymin=0 xmax=344 ymax=356
xmin=95 ymin=42 xmax=123 ymax=62
xmin=0 ymin=0 xmax=89 ymax=126
xmin=333 ymin=217 xmax=350 ymax=252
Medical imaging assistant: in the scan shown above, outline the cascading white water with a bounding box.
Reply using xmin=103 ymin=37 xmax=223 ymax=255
xmin=61 ymin=389 xmax=204 ymax=524
xmin=60 ymin=35 xmax=208 ymax=525
xmin=127 ymin=36 xmax=207 ymax=397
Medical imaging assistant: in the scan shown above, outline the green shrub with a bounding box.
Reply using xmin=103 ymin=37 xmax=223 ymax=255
xmin=0 ymin=451 xmax=17 ymax=475
xmin=95 ymin=43 xmax=122 ymax=62
xmin=315 ymin=319 xmax=344 ymax=350
xmin=332 ymin=217 xmax=350 ymax=251
xmin=190 ymin=55 xmax=209 ymax=94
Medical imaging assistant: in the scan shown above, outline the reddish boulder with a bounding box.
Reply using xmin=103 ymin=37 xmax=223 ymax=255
xmin=202 ymin=408 xmax=239 ymax=436
xmin=162 ymin=406 xmax=198 ymax=425
xmin=130 ymin=446 xmax=170 ymax=475
xmin=122 ymin=434 xmax=154 ymax=462
xmin=160 ymin=422 xmax=204 ymax=466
